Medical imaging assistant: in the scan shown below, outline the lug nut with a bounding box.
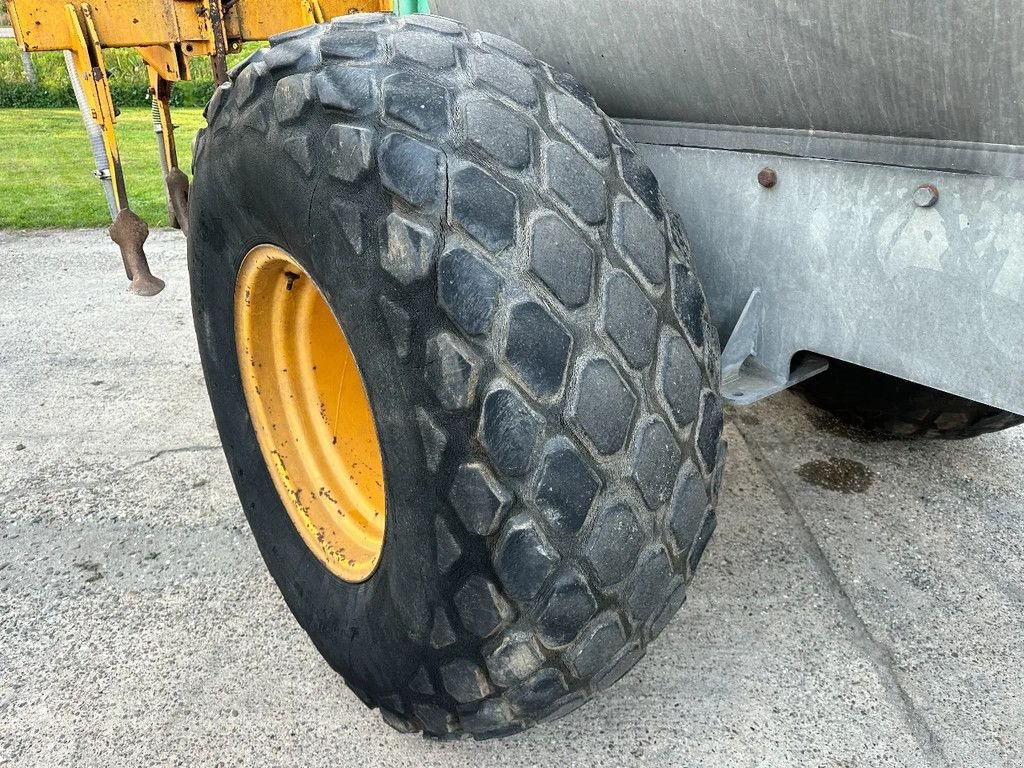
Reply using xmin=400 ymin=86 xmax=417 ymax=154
xmin=757 ymin=168 xmax=778 ymax=189
xmin=913 ymin=183 xmax=939 ymax=208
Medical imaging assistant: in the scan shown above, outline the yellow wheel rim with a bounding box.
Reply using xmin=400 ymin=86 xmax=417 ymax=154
xmin=234 ymin=245 xmax=386 ymax=583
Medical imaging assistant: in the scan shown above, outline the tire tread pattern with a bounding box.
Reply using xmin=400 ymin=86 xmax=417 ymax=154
xmin=797 ymin=359 xmax=1024 ymax=440
xmin=197 ymin=14 xmax=725 ymax=739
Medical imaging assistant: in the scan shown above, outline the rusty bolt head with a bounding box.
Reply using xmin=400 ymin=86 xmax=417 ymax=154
xmin=913 ymin=183 xmax=940 ymax=208
xmin=757 ymin=168 xmax=778 ymax=189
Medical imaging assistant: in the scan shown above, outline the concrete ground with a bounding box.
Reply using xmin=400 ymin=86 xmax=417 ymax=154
xmin=1 ymin=228 xmax=1022 ymax=768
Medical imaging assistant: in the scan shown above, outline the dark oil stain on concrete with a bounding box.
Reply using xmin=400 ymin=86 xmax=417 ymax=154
xmin=797 ymin=456 xmax=875 ymax=494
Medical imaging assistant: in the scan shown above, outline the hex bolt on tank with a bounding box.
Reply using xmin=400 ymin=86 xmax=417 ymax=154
xmin=913 ymin=183 xmax=940 ymax=208
xmin=758 ymin=167 xmax=778 ymax=188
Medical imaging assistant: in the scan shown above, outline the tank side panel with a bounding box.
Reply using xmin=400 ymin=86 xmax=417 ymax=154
xmin=433 ymin=0 xmax=1023 ymax=146
xmin=641 ymin=143 xmax=1024 ymax=415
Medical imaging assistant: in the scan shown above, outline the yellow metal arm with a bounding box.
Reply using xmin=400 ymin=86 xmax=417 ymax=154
xmin=5 ymin=0 xmax=391 ymax=295
xmin=63 ymin=2 xmax=127 ymax=211
xmin=7 ymin=0 xmax=390 ymax=53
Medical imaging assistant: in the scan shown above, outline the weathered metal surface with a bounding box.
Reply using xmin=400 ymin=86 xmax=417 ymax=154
xmin=719 ymin=290 xmax=828 ymax=405
xmin=6 ymin=0 xmax=388 ymax=52
xmin=433 ymin=0 xmax=1023 ymax=146
xmin=638 ymin=142 xmax=1024 ymax=415
xmin=623 ymin=121 xmax=1024 ymax=179
xmin=109 ymin=209 xmax=165 ymax=296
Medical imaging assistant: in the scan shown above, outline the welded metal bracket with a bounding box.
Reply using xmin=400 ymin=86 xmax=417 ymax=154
xmin=720 ymin=290 xmax=828 ymax=405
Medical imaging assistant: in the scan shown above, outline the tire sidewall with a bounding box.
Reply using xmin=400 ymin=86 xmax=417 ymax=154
xmin=189 ymin=121 xmax=442 ymax=695
xmin=187 ymin=15 xmax=727 ymax=736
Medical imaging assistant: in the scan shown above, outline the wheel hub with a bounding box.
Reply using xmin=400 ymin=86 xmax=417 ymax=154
xmin=234 ymin=245 xmax=385 ymax=583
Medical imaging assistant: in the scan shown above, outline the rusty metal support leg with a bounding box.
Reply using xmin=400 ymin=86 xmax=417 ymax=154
xmin=110 ymin=210 xmax=166 ymax=296
xmin=66 ymin=3 xmax=164 ymax=295
xmin=207 ymin=0 xmax=230 ymax=85
xmin=150 ymin=90 xmax=177 ymax=228
xmin=147 ymin=65 xmax=190 ymax=236
xmin=166 ymin=168 xmax=191 ymax=236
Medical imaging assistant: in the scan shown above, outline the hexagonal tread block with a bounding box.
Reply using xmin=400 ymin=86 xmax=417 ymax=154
xmin=377 ymin=295 xmax=410 ymax=359
xmin=566 ymin=611 xmax=627 ymax=679
xmin=283 ymin=135 xmax=315 ymax=176
xmin=273 ymin=73 xmax=314 ymax=124
xmin=657 ymin=329 xmax=703 ymax=428
xmin=485 ymin=630 xmax=544 ymax=688
xmin=689 ymin=510 xmax=717 ymax=573
xmin=394 ymin=30 xmax=457 ymax=69
xmin=529 ymin=213 xmax=595 ymax=309
xmin=440 ymin=658 xmax=493 ymax=703
xmin=629 ymin=416 xmax=682 ymax=510
xmin=533 ymin=436 xmax=600 ymax=535
xmin=492 ymin=514 xmax=560 ymax=600
xmin=602 ymin=269 xmax=658 ymax=369
xmin=326 ymin=123 xmax=373 ymax=183
xmin=455 ymin=575 xmax=513 ymax=638
xmin=268 ymin=24 xmax=322 ymax=47
xmin=383 ymin=71 xmax=451 ymax=136
xmin=434 ymin=515 xmax=462 ymax=574
xmin=378 ymin=132 xmax=444 ymax=211
xmin=567 ymin=357 xmax=636 ymax=455
xmin=448 ymin=461 xmax=512 ymax=535
xmin=382 ymin=212 xmax=436 ymax=285
xmin=667 ymin=463 xmax=709 ymax=559
xmin=535 ymin=567 xmax=598 ymax=648
xmin=550 ymin=70 xmax=596 ymax=108
xmin=623 ymin=547 xmax=675 ymax=624
xmin=460 ymin=699 xmax=521 ymax=737
xmin=550 ymin=92 xmax=609 ymax=158
xmin=430 ymin=606 xmax=457 ymax=648
xmin=314 ymin=66 xmax=373 ymax=113
xmin=319 ymin=29 xmax=378 ymax=60
xmin=504 ymin=667 xmax=570 ymax=712
xmin=413 ymin=702 xmax=455 ymax=737
xmin=404 ymin=14 xmax=465 ymax=35
xmin=466 ymin=99 xmax=532 ymax=170
xmin=437 ymin=248 xmax=502 ymax=336
xmin=415 ymin=407 xmax=447 ymax=472
xmin=425 ymin=331 xmax=479 ymax=410
xmin=409 ymin=666 xmax=435 ymax=695
xmin=262 ymin=38 xmax=318 ymax=75
xmin=615 ymin=145 xmax=664 ymax=218
xmin=329 ymin=11 xmax=389 ymax=28
xmin=546 ymin=143 xmax=607 ymax=225
xmin=613 ymin=197 xmax=667 ymax=285
xmin=232 ymin=62 xmax=267 ymax=109
xmin=697 ymin=390 xmax=724 ymax=474
xmin=469 ymin=51 xmax=539 ymax=107
xmin=330 ymin=199 xmax=364 ymax=254
xmin=451 ymin=163 xmax=519 ymax=253
xmin=479 ymin=386 xmax=543 ymax=476
xmin=503 ymin=301 xmax=573 ymax=398
xmin=583 ymin=500 xmax=645 ymax=587
xmin=474 ymin=30 xmax=536 ymax=67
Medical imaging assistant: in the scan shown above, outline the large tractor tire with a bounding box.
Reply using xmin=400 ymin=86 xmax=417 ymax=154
xmin=188 ymin=13 xmax=724 ymax=739
xmin=797 ymin=359 xmax=1024 ymax=440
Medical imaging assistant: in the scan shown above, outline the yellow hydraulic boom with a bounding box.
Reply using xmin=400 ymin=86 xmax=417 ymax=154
xmin=5 ymin=0 xmax=392 ymax=293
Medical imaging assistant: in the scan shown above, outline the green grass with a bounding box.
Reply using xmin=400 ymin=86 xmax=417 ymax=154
xmin=0 ymin=40 xmax=264 ymax=107
xmin=0 ymin=107 xmax=206 ymax=228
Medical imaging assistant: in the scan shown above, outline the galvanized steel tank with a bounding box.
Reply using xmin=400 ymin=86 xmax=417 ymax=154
xmin=434 ymin=0 xmax=1023 ymax=147
xmin=432 ymin=1 xmax=1024 ymax=416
